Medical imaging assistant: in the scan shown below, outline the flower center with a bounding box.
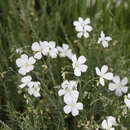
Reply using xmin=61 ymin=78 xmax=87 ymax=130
xmin=66 ymin=88 xmax=71 ymax=92
xmin=34 ymin=87 xmax=38 ymax=91
xmin=118 ymin=84 xmax=121 ymax=87
xmin=100 ymin=74 xmax=104 ymax=78
xmin=107 ymin=128 xmax=111 ymax=130
xmin=75 ymin=63 xmax=79 ymax=67
xmin=24 ymin=63 xmax=28 ymax=68
xmin=71 ymin=103 xmax=75 ymax=108
xmin=40 ymin=49 xmax=43 ymax=52
xmin=81 ymin=23 xmax=84 ymax=27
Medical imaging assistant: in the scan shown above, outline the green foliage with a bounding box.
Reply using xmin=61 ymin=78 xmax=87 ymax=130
xmin=0 ymin=0 xmax=130 ymax=129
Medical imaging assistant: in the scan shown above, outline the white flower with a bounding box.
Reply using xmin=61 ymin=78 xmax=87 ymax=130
xmin=73 ymin=17 xmax=93 ymax=38
xmin=19 ymin=75 xmax=32 ymax=88
xmin=72 ymin=55 xmax=88 ymax=76
xmin=16 ymin=54 xmax=36 ymax=75
xmin=28 ymin=82 xmax=40 ymax=97
xmin=58 ymin=80 xmax=78 ymax=101
xmin=98 ymin=31 xmax=112 ymax=48
xmin=64 ymin=91 xmax=83 ymax=116
xmin=109 ymin=76 xmax=128 ymax=96
xmin=124 ymin=94 xmax=130 ymax=109
xmin=57 ymin=44 xmax=74 ymax=60
xmin=101 ymin=116 xmax=118 ymax=130
xmin=95 ymin=65 xmax=113 ymax=86
xmin=31 ymin=41 xmax=49 ymax=59
xmin=16 ymin=48 xmax=23 ymax=54
xmin=47 ymin=41 xmax=58 ymax=58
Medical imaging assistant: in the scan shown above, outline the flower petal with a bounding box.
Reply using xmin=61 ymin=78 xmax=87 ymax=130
xmin=84 ymin=32 xmax=89 ymax=38
xmin=110 ymin=128 xmax=115 ymax=130
xmin=34 ymin=52 xmax=42 ymax=59
xmin=76 ymin=103 xmax=83 ymax=110
xmin=70 ymin=90 xmax=79 ymax=102
xmin=16 ymin=58 xmax=24 ymax=67
xmin=108 ymin=83 xmax=118 ymax=91
xmin=64 ymin=105 xmax=71 ymax=114
xmin=58 ymin=89 xmax=66 ymax=96
xmin=121 ymin=77 xmax=128 ymax=85
xmin=101 ymin=65 xmax=108 ymax=74
xmin=64 ymin=94 xmax=73 ymax=105
xmin=113 ymin=76 xmax=120 ymax=84
xmin=64 ymin=90 xmax=79 ymax=104
xmin=78 ymin=17 xmax=83 ymax=22
xmin=26 ymin=65 xmax=34 ymax=72
xmin=74 ymin=68 xmax=81 ymax=77
xmin=32 ymin=42 xmax=40 ymax=51
xmin=34 ymin=92 xmax=40 ymax=97
xmin=28 ymin=57 xmax=36 ymax=64
xmin=18 ymin=67 xmax=26 ymax=75
xmin=102 ymin=41 xmax=108 ymax=48
xmin=61 ymin=80 xmax=69 ymax=89
xmin=78 ymin=56 xmax=86 ymax=64
xmin=63 ymin=44 xmax=69 ymax=50
xmin=101 ymin=31 xmax=105 ymax=38
xmin=80 ymin=65 xmax=88 ymax=72
xmin=104 ymin=72 xmax=113 ymax=80
xmin=69 ymin=81 xmax=77 ymax=89
xmin=72 ymin=55 xmax=77 ymax=63
xmin=95 ymin=67 xmax=101 ymax=75
xmin=77 ymin=32 xmax=83 ymax=38
xmin=21 ymin=76 xmax=32 ymax=83
xmin=21 ymin=54 xmax=28 ymax=61
xmin=72 ymin=108 xmax=79 ymax=116
xmin=28 ymin=82 xmax=34 ymax=88
xmin=128 ymin=94 xmax=130 ymax=99
xmin=48 ymin=41 xmax=56 ymax=48
xmin=73 ymin=21 xmax=80 ymax=26
xmin=115 ymin=88 xmax=122 ymax=96
xmin=28 ymin=87 xmax=34 ymax=95
xmin=84 ymin=18 xmax=90 ymax=24
xmin=100 ymin=77 xmax=105 ymax=86
xmin=57 ymin=46 xmax=63 ymax=52
xmin=107 ymin=116 xmax=117 ymax=127
xmin=19 ymin=83 xmax=26 ymax=88
xmin=105 ymin=36 xmax=112 ymax=41
xmin=75 ymin=26 xmax=83 ymax=32
xmin=98 ymin=38 xmax=101 ymax=44
xmin=101 ymin=120 xmax=108 ymax=129
xmin=124 ymin=98 xmax=130 ymax=108
xmin=121 ymin=87 xmax=128 ymax=93
xmin=85 ymin=25 xmax=93 ymax=32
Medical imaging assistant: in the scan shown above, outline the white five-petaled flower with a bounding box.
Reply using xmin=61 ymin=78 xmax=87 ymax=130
xmin=46 ymin=41 xmax=58 ymax=58
xmin=28 ymin=81 xmax=40 ymax=97
xmin=109 ymin=76 xmax=128 ymax=96
xmin=98 ymin=31 xmax=112 ymax=48
xmin=96 ymin=65 xmax=113 ymax=86
xmin=64 ymin=90 xmax=83 ymax=116
xmin=73 ymin=17 xmax=93 ymax=38
xmin=16 ymin=54 xmax=36 ymax=75
xmin=19 ymin=75 xmax=32 ymax=88
xmin=58 ymin=80 xmax=78 ymax=101
xmin=32 ymin=41 xmax=49 ymax=59
xmin=124 ymin=93 xmax=130 ymax=109
xmin=101 ymin=116 xmax=118 ymax=130
xmin=57 ymin=44 xmax=74 ymax=60
xmin=72 ymin=55 xmax=88 ymax=77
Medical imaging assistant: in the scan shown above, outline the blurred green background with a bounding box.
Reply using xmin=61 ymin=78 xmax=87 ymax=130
xmin=0 ymin=0 xmax=130 ymax=129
